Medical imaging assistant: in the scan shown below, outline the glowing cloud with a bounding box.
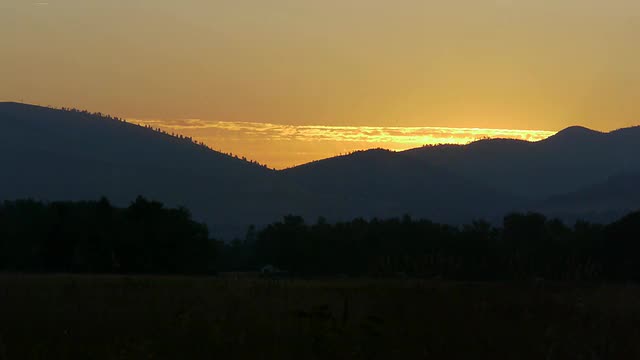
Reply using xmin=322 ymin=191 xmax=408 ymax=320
xmin=129 ymin=118 xmax=556 ymax=169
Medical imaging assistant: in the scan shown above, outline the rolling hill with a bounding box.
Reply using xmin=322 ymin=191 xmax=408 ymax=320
xmin=0 ymin=102 xmax=309 ymax=237
xmin=403 ymin=126 xmax=640 ymax=200
xmin=280 ymin=148 xmax=517 ymax=222
xmin=537 ymin=172 xmax=640 ymax=223
xmin=2 ymin=102 xmax=639 ymax=237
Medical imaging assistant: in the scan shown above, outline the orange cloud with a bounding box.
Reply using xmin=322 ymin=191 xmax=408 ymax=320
xmin=129 ymin=118 xmax=556 ymax=169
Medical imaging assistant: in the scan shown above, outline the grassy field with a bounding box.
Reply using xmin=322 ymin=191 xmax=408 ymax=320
xmin=1 ymin=276 xmax=640 ymax=359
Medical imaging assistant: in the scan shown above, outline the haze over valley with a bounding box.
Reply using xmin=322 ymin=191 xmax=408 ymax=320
xmin=2 ymin=102 xmax=637 ymax=238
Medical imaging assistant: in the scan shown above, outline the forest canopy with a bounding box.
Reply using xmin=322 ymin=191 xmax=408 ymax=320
xmin=1 ymin=197 xmax=640 ymax=281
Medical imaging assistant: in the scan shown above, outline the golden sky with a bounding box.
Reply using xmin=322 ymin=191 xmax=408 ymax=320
xmin=128 ymin=118 xmax=556 ymax=168
xmin=2 ymin=1 xmax=639 ymax=167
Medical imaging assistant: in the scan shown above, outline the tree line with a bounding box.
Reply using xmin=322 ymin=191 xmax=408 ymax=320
xmin=59 ymin=106 xmax=272 ymax=169
xmin=222 ymin=213 xmax=640 ymax=281
xmin=0 ymin=197 xmax=214 ymax=274
xmin=2 ymin=197 xmax=640 ymax=281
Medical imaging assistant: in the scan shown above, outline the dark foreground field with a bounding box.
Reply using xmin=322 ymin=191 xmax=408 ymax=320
xmin=1 ymin=276 xmax=640 ymax=359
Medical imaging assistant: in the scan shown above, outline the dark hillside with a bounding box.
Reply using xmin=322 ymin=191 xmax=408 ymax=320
xmin=403 ymin=126 xmax=640 ymax=200
xmin=0 ymin=103 xmax=301 ymax=237
xmin=281 ymin=148 xmax=516 ymax=222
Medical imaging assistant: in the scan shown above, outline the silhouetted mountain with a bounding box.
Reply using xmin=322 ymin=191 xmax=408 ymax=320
xmin=403 ymin=126 xmax=640 ymax=200
xmin=281 ymin=148 xmax=516 ymax=222
xmin=543 ymin=126 xmax=603 ymax=144
xmin=538 ymin=173 xmax=640 ymax=222
xmin=0 ymin=102 xmax=310 ymax=237
xmin=2 ymin=102 xmax=639 ymax=237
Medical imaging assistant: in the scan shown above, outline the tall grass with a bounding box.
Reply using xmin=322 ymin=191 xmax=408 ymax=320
xmin=1 ymin=275 xmax=639 ymax=359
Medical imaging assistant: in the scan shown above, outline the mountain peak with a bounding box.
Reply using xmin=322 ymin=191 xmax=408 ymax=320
xmin=558 ymin=125 xmax=600 ymax=135
xmin=544 ymin=126 xmax=602 ymax=143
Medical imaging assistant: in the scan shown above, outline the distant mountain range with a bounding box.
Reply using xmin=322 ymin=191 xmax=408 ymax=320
xmin=403 ymin=126 xmax=640 ymax=199
xmin=1 ymin=102 xmax=639 ymax=238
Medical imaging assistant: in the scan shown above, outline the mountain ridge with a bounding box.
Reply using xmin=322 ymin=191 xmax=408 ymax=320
xmin=2 ymin=102 xmax=639 ymax=238
xmin=402 ymin=123 xmax=640 ymax=199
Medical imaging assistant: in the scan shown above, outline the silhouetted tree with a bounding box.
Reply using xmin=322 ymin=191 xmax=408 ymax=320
xmin=0 ymin=197 xmax=216 ymax=274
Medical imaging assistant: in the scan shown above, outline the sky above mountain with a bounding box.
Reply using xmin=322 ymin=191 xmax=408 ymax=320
xmin=2 ymin=0 xmax=639 ymax=166
xmin=127 ymin=118 xmax=554 ymax=168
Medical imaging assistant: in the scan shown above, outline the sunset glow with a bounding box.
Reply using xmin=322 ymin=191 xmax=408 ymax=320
xmin=129 ymin=118 xmax=556 ymax=168
xmin=2 ymin=0 xmax=638 ymax=168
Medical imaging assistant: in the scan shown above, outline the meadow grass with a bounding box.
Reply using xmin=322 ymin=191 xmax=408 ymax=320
xmin=1 ymin=275 xmax=639 ymax=359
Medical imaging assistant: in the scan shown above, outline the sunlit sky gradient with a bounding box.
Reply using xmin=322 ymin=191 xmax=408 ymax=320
xmin=2 ymin=1 xmax=639 ymax=167
xmin=128 ymin=118 xmax=556 ymax=168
